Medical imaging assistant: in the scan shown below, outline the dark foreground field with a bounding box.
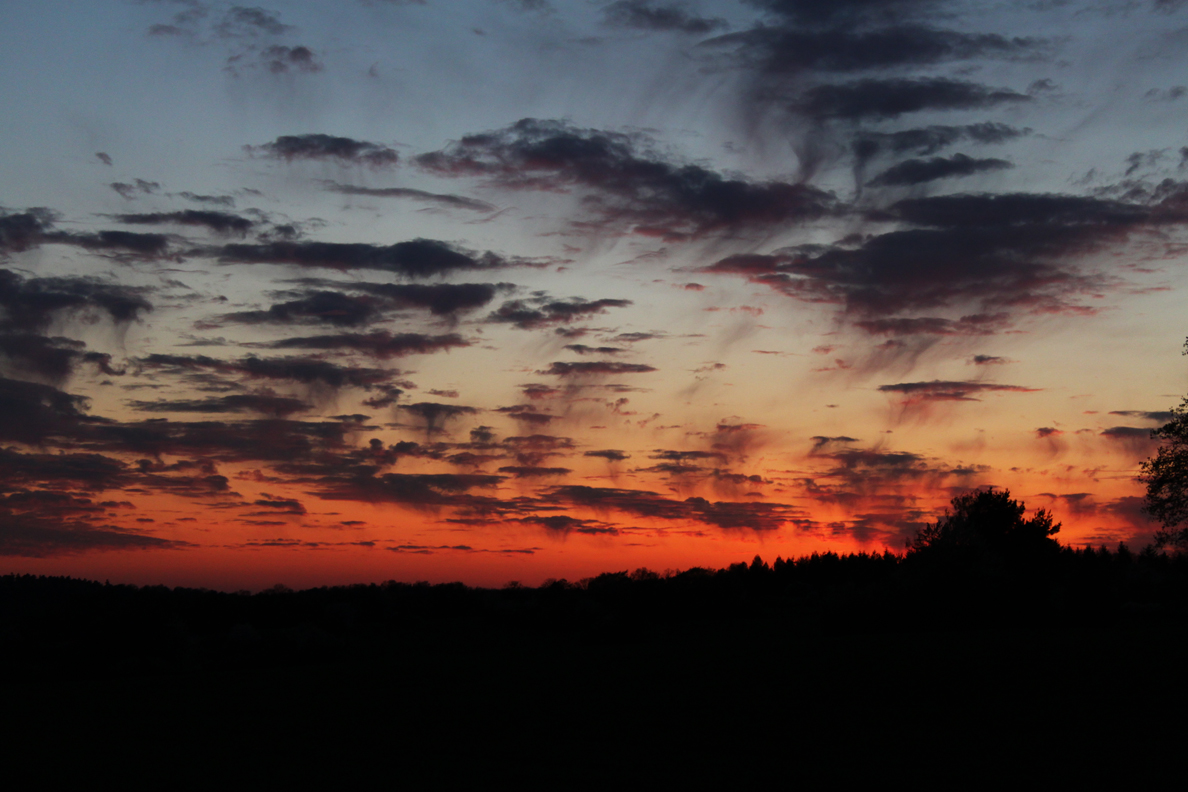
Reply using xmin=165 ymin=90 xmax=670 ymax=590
xmin=4 ymin=549 xmax=1188 ymax=783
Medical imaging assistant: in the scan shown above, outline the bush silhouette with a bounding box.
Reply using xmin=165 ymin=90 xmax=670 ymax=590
xmin=909 ymin=487 xmax=1061 ymax=562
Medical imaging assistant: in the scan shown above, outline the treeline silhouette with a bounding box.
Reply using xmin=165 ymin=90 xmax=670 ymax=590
xmin=4 ymin=541 xmax=1188 ymax=678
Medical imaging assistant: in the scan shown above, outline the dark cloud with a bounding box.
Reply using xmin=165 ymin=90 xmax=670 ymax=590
xmin=222 ymin=283 xmax=507 ymax=326
xmin=127 ymin=394 xmax=312 ymax=418
xmin=0 ymin=377 xmax=90 ymax=444
xmin=853 ymin=123 xmax=1029 ymax=162
xmin=352 ymin=282 xmax=509 ymax=315
xmin=706 ymin=189 xmax=1188 ymax=324
xmin=0 ymin=267 xmax=151 ymax=405
xmin=0 ymin=447 xmax=128 ymax=490
xmin=502 ymin=434 xmax=574 ymax=466
xmin=707 ymin=25 xmax=1043 ymax=76
xmin=563 ymin=344 xmax=628 ymax=355
xmin=80 ymin=418 xmax=353 ymax=463
xmin=179 ymin=192 xmax=236 ymax=207
xmin=398 ymin=402 xmax=479 ymax=434
xmin=417 ymin=118 xmax=836 ymax=238
xmin=585 ymin=449 xmax=630 ymax=461
xmin=0 ymin=210 xmax=54 ymax=253
xmin=515 ymin=515 xmax=617 ymax=534
xmin=216 ymin=7 xmax=292 ymax=37
xmin=136 ymin=353 xmax=395 ymax=391
xmin=221 ymin=290 xmax=382 ymax=327
xmin=114 ymin=210 xmax=254 ymax=236
xmin=602 ymin=1 xmax=728 ymax=34
xmin=538 ymin=361 xmax=657 ymax=376
xmin=264 ymin=330 xmax=469 ymax=359
xmin=495 ymin=405 xmax=555 ymax=425
xmin=0 ymin=511 xmax=186 ymax=557
xmin=259 ymin=45 xmax=323 ymax=74
xmin=1100 ymin=426 xmax=1153 ymax=439
xmin=487 ymin=296 xmax=632 ymax=329
xmin=743 ymin=0 xmax=938 ymax=26
xmin=867 ymin=153 xmax=1012 ymax=187
xmin=497 ymin=465 xmax=571 ymax=478
xmin=854 ymin=315 xmax=1006 ymax=336
xmin=324 ymin=183 xmax=495 ymax=212
xmin=810 ymin=435 xmax=859 ymax=453
xmin=1109 ymin=410 xmax=1174 ymax=423
xmin=971 ymin=355 xmax=1010 ymax=365
xmin=248 ymin=134 xmax=399 ymax=167
xmin=548 ymin=484 xmax=797 ymax=530
xmin=218 ymin=238 xmax=506 ymax=277
xmin=878 ymin=380 xmax=1040 ymax=402
xmin=0 ymin=334 xmax=123 ymax=385
xmin=316 ymin=472 xmax=503 ymax=507
xmin=792 ymin=78 xmax=1031 ymax=120
xmin=110 ymin=179 xmax=160 ymax=200
xmin=62 ymin=230 xmax=172 ymax=258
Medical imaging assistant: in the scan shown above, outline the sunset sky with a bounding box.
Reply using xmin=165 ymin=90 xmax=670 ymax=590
xmin=2 ymin=0 xmax=1187 ymax=589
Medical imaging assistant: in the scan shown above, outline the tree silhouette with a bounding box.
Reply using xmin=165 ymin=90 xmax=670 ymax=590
xmin=909 ymin=487 xmax=1061 ymax=560
xmin=1140 ymin=393 xmax=1188 ymax=551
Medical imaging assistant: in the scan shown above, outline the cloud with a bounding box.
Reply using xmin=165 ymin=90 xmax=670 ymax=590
xmin=853 ymin=123 xmax=1030 ymax=162
xmin=348 ymin=282 xmax=509 ymax=315
xmin=564 ymin=344 xmax=628 ymax=355
xmin=315 ymin=471 xmax=503 ymax=507
xmin=398 ymin=402 xmax=478 ymax=434
xmin=220 ymin=290 xmax=383 ymax=327
xmin=878 ymin=380 xmax=1040 ymax=402
xmin=221 ymin=282 xmax=509 ymax=327
xmin=0 ymin=334 xmax=124 ymax=385
xmin=971 ymin=355 xmax=1010 ymax=366
xmin=515 ymin=515 xmax=617 ymax=534
xmin=0 ymin=376 xmax=90 ymax=444
xmin=0 ymin=210 xmax=54 ymax=253
xmin=487 ymin=295 xmax=632 ymax=329
xmin=248 ymin=134 xmax=399 ymax=167
xmin=215 ymin=7 xmax=292 ymax=37
xmin=585 ymin=449 xmax=631 ymax=461
xmin=854 ymin=315 xmax=1006 ymax=336
xmin=114 ymin=210 xmax=254 ymax=236
xmin=127 ymin=394 xmax=312 ymax=417
xmin=792 ymin=78 xmax=1032 ymax=120
xmin=706 ymin=189 xmax=1188 ymax=326
xmin=264 ymin=331 xmax=469 ymax=358
xmin=498 ymin=465 xmax=571 ymax=478
xmin=706 ymin=24 xmax=1043 ymax=76
xmin=417 ymin=118 xmax=836 ymax=238
xmin=179 ymin=192 xmax=236 ymax=207
xmin=110 ymin=179 xmax=160 ymax=200
xmin=0 ymin=511 xmax=187 ymax=557
xmin=218 ymin=238 xmax=507 ymax=276
xmin=0 ymin=447 xmax=128 ymax=490
xmin=548 ymin=484 xmax=798 ymax=530
xmin=1109 ymin=410 xmax=1174 ymax=423
xmin=324 ymin=182 xmax=495 ymax=212
xmin=538 ymin=361 xmax=658 ymax=376
xmin=136 ymin=353 xmax=396 ymax=390
xmin=602 ymin=1 xmax=728 ymax=34
xmin=743 ymin=0 xmax=938 ymax=26
xmin=866 ymin=153 xmax=1012 ymax=187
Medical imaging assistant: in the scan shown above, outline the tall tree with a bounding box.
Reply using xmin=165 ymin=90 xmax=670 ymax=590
xmin=1140 ymin=342 xmax=1188 ymax=549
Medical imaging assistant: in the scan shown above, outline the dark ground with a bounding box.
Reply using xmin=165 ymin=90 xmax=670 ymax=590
xmin=3 ymin=553 xmax=1186 ymax=783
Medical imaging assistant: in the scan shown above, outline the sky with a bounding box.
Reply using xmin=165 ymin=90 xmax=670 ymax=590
xmin=2 ymin=0 xmax=1187 ymax=590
